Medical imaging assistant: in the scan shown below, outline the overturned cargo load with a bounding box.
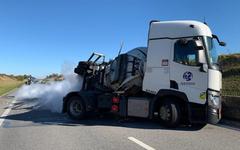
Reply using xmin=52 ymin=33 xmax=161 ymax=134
xmin=104 ymin=47 xmax=147 ymax=95
xmin=74 ymin=47 xmax=147 ymax=95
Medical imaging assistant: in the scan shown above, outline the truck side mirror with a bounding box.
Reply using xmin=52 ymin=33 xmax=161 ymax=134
xmin=212 ymin=34 xmax=226 ymax=46
xmin=219 ymin=42 xmax=226 ymax=46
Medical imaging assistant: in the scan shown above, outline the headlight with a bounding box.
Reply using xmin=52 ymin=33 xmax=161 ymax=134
xmin=208 ymin=90 xmax=221 ymax=108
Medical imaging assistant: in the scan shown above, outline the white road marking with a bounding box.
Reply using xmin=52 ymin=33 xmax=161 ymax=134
xmin=128 ymin=137 xmax=156 ymax=150
xmin=0 ymin=100 xmax=16 ymax=127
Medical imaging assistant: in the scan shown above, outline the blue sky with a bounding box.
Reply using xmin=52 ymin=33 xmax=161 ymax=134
xmin=0 ymin=0 xmax=239 ymax=77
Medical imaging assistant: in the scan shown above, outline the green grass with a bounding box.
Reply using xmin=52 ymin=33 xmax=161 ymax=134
xmin=222 ymin=76 xmax=240 ymax=96
xmin=219 ymin=53 xmax=240 ymax=96
xmin=0 ymin=80 xmax=24 ymax=96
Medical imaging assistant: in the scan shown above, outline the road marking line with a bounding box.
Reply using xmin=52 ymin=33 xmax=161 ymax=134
xmin=128 ymin=137 xmax=156 ymax=150
xmin=0 ymin=100 xmax=16 ymax=127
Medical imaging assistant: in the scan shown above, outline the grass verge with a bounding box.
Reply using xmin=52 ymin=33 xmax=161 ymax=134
xmin=222 ymin=76 xmax=240 ymax=96
xmin=0 ymin=80 xmax=24 ymax=96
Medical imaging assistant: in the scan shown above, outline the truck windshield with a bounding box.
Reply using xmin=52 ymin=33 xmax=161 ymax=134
xmin=203 ymin=36 xmax=218 ymax=64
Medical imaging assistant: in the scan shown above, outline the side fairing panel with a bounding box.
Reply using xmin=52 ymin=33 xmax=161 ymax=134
xmin=208 ymin=69 xmax=222 ymax=91
xmin=143 ymin=39 xmax=172 ymax=94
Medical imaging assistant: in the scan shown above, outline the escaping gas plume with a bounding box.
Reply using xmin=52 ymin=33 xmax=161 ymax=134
xmin=15 ymin=64 xmax=82 ymax=113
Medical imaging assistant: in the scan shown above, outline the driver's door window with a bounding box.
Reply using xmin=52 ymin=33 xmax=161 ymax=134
xmin=174 ymin=39 xmax=198 ymax=66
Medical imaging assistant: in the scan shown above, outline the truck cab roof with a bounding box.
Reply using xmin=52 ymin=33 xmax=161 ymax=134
xmin=149 ymin=20 xmax=212 ymax=39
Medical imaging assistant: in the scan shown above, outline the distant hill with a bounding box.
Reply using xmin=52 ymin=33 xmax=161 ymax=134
xmin=0 ymin=74 xmax=28 ymax=81
xmin=46 ymin=73 xmax=64 ymax=81
xmin=40 ymin=73 xmax=64 ymax=84
xmin=219 ymin=53 xmax=240 ymax=96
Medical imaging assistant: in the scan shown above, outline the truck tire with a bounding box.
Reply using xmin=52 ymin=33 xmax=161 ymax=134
xmin=67 ymin=96 xmax=86 ymax=120
xmin=158 ymin=99 xmax=181 ymax=128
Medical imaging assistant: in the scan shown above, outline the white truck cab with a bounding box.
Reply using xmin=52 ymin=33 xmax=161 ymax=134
xmin=143 ymin=20 xmax=224 ymax=124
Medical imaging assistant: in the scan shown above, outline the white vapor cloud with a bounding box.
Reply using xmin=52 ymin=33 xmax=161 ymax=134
xmin=15 ymin=63 xmax=82 ymax=113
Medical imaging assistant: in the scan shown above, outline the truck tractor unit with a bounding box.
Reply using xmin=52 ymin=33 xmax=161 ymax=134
xmin=62 ymin=20 xmax=225 ymax=127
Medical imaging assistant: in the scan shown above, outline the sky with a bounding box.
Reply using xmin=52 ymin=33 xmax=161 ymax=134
xmin=0 ymin=0 xmax=239 ymax=77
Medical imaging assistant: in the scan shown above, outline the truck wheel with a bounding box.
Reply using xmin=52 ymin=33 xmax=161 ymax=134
xmin=67 ymin=96 xmax=86 ymax=120
xmin=158 ymin=99 xmax=181 ymax=128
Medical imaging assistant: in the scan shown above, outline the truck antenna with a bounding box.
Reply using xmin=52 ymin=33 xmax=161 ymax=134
xmin=118 ymin=42 xmax=124 ymax=56
xmin=203 ymin=17 xmax=207 ymax=25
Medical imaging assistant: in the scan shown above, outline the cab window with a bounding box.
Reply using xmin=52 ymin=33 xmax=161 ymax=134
xmin=174 ymin=39 xmax=198 ymax=66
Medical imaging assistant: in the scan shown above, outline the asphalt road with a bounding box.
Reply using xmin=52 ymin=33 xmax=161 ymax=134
xmin=0 ymin=91 xmax=240 ymax=150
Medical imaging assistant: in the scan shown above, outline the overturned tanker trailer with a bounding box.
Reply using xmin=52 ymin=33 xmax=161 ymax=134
xmin=74 ymin=47 xmax=147 ymax=95
xmin=103 ymin=47 xmax=147 ymax=95
xmin=63 ymin=20 xmax=225 ymax=127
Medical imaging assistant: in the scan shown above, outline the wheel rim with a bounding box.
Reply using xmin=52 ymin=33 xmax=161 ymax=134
xmin=159 ymin=105 xmax=171 ymax=121
xmin=70 ymin=99 xmax=82 ymax=116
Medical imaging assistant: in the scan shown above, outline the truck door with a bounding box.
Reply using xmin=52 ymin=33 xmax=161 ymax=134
xmin=170 ymin=38 xmax=208 ymax=104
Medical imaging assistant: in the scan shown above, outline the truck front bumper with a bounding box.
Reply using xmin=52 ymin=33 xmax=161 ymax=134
xmin=207 ymin=89 xmax=222 ymax=124
xmin=207 ymin=106 xmax=221 ymax=124
xmin=188 ymin=98 xmax=221 ymax=125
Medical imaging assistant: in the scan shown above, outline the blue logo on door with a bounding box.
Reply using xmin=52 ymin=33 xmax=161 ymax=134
xmin=183 ymin=72 xmax=193 ymax=81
